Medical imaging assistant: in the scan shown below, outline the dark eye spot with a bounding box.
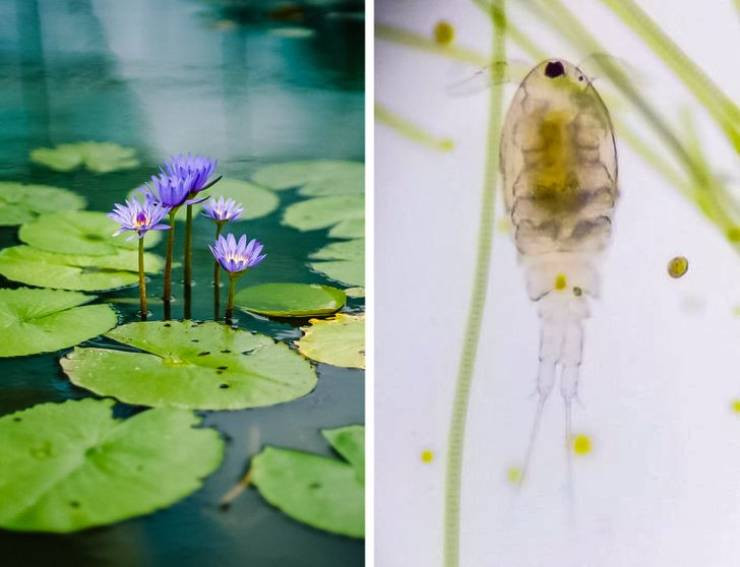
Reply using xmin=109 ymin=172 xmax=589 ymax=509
xmin=197 ymin=351 xmax=211 ymax=356
xmin=544 ymin=60 xmax=565 ymax=78
xmin=578 ymin=75 xmax=584 ymax=81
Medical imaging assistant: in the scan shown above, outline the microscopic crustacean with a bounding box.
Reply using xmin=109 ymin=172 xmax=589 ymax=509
xmin=499 ymin=59 xmax=618 ymax=484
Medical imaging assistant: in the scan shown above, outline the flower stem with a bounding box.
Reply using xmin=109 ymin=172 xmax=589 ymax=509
xmin=138 ymin=237 xmax=147 ymax=321
xmin=213 ymin=223 xmax=223 ymax=319
xmin=163 ymin=210 xmax=176 ymax=304
xmin=184 ymin=204 xmax=193 ymax=319
xmin=225 ymin=275 xmax=236 ymax=325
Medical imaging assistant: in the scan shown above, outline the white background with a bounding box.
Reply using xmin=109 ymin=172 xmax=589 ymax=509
xmin=375 ymin=1 xmax=740 ymax=565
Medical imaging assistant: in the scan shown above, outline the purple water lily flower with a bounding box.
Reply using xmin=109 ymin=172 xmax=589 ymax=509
xmin=163 ymin=154 xmax=219 ymax=196
xmin=202 ymin=197 xmax=244 ymax=224
xmin=108 ymin=198 xmax=170 ymax=240
xmin=141 ymin=172 xmax=207 ymax=210
xmin=209 ymin=233 xmax=266 ymax=275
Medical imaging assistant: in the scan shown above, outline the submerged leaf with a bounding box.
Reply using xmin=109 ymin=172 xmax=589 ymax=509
xmin=30 ymin=142 xmax=140 ymax=173
xmin=61 ymin=321 xmax=317 ymax=410
xmin=251 ymin=425 xmax=364 ymax=538
xmin=308 ymin=238 xmax=364 ymax=287
xmin=297 ymin=313 xmax=365 ymax=369
xmin=0 ymin=245 xmax=164 ymax=291
xmin=0 ymin=399 xmax=223 ymax=533
xmin=0 ymin=182 xmax=85 ymax=226
xmin=0 ymin=288 xmax=117 ymax=357
xmin=19 ymin=211 xmax=161 ymax=256
xmin=282 ymin=195 xmax=364 ymax=232
xmin=235 ymin=283 xmax=346 ymax=318
xmin=253 ymin=160 xmax=364 ymax=196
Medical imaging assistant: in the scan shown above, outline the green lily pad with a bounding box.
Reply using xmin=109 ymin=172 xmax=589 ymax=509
xmin=0 ymin=398 xmax=223 ymax=533
xmin=30 ymin=142 xmax=140 ymax=173
xmin=0 ymin=182 xmax=85 ymax=226
xmin=308 ymin=238 xmax=364 ymax=287
xmin=60 ymin=321 xmax=317 ymax=410
xmin=328 ymin=218 xmax=364 ymax=239
xmin=19 ymin=211 xmax=161 ymax=256
xmin=252 ymin=160 xmax=363 ymax=196
xmin=0 ymin=288 xmax=117 ymax=357
xmin=235 ymin=283 xmax=346 ymax=318
xmin=297 ymin=313 xmax=365 ymax=369
xmin=251 ymin=425 xmax=364 ymax=538
xmin=282 ymin=195 xmax=364 ymax=233
xmin=0 ymin=246 xmax=164 ymax=291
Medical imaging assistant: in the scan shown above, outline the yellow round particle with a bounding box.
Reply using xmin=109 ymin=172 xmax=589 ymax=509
xmin=572 ymin=434 xmax=592 ymax=456
xmin=667 ymin=256 xmax=688 ymax=279
xmin=433 ymin=20 xmax=455 ymax=46
xmin=554 ymin=273 xmax=567 ymax=291
xmin=727 ymin=227 xmax=740 ymax=242
xmin=506 ymin=466 xmax=522 ymax=485
xmin=421 ymin=449 xmax=434 ymax=463
xmin=731 ymin=399 xmax=740 ymax=414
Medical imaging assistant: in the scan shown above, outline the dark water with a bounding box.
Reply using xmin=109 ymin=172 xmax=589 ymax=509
xmin=0 ymin=0 xmax=364 ymax=565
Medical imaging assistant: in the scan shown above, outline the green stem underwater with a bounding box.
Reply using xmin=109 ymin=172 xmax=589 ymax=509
xmin=213 ymin=223 xmax=223 ymax=319
xmin=184 ymin=204 xmax=193 ymax=319
xmin=225 ymin=274 xmax=236 ymax=325
xmin=163 ymin=210 xmax=176 ymax=304
xmin=138 ymin=237 xmax=147 ymax=321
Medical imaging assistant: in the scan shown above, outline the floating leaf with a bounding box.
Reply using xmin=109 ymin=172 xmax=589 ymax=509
xmin=0 ymin=246 xmax=164 ymax=291
xmin=253 ymin=160 xmax=363 ymax=196
xmin=297 ymin=313 xmax=365 ymax=369
xmin=251 ymin=425 xmax=364 ymax=538
xmin=19 ymin=211 xmax=161 ymax=256
xmin=129 ymin=177 xmax=279 ymax=222
xmin=0 ymin=398 xmax=223 ymax=533
xmin=61 ymin=321 xmax=317 ymax=410
xmin=309 ymin=238 xmax=364 ymax=287
xmin=328 ymin=218 xmax=364 ymax=239
xmin=0 ymin=288 xmax=117 ymax=357
xmin=282 ymin=195 xmax=364 ymax=232
xmin=235 ymin=283 xmax=346 ymax=318
xmin=0 ymin=182 xmax=85 ymax=226
xmin=30 ymin=142 xmax=140 ymax=173
xmin=344 ymin=287 xmax=365 ymax=298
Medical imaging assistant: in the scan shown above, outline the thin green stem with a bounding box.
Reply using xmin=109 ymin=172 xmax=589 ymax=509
xmin=599 ymin=0 xmax=740 ymax=152
xmin=213 ymin=223 xmax=223 ymax=319
xmin=184 ymin=204 xmax=193 ymax=319
xmin=376 ymin=24 xmax=490 ymax=67
xmin=444 ymin=2 xmax=505 ymax=566
xmin=138 ymin=237 xmax=147 ymax=320
xmin=225 ymin=275 xmax=236 ymax=325
xmin=163 ymin=210 xmax=176 ymax=303
xmin=376 ymin=102 xmax=454 ymax=152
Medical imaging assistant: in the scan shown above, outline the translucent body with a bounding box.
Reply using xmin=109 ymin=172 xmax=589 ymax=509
xmin=499 ymin=59 xmax=618 ymax=486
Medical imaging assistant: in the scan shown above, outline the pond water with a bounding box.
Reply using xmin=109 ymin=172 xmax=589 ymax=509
xmin=0 ymin=0 xmax=364 ymax=565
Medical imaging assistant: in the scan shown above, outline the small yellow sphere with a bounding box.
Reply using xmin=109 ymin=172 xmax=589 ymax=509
xmin=506 ymin=466 xmax=522 ymax=485
xmin=667 ymin=256 xmax=689 ymax=279
xmin=572 ymin=434 xmax=592 ymax=455
xmin=731 ymin=399 xmax=740 ymax=414
xmin=433 ymin=21 xmax=455 ymax=46
xmin=421 ymin=449 xmax=434 ymax=463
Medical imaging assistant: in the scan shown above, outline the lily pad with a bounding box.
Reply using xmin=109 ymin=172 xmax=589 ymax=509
xmin=0 ymin=182 xmax=85 ymax=226
xmin=251 ymin=425 xmax=364 ymax=538
xmin=297 ymin=313 xmax=365 ymax=369
xmin=0 ymin=246 xmax=164 ymax=291
xmin=61 ymin=321 xmax=317 ymax=410
xmin=235 ymin=283 xmax=346 ymax=318
xmin=0 ymin=288 xmax=117 ymax=357
xmin=252 ymin=160 xmax=363 ymax=196
xmin=328 ymin=218 xmax=364 ymax=239
xmin=282 ymin=195 xmax=364 ymax=232
xmin=19 ymin=211 xmax=161 ymax=256
xmin=30 ymin=142 xmax=140 ymax=173
xmin=0 ymin=398 xmax=223 ymax=533
xmin=309 ymin=238 xmax=364 ymax=287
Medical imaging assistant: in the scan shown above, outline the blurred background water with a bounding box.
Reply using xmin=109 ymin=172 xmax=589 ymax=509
xmin=0 ymin=0 xmax=364 ymax=565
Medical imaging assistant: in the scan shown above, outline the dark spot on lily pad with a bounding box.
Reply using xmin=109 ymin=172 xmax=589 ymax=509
xmin=220 ymin=349 xmax=231 ymax=354
xmin=13 ymin=417 xmax=21 ymax=422
xmin=69 ymin=501 xmax=80 ymax=508
xmin=217 ymin=366 xmax=228 ymax=371
xmin=308 ymin=482 xmax=322 ymax=489
xmin=219 ymin=383 xmax=229 ymax=389
xmin=197 ymin=351 xmax=210 ymax=356
xmin=191 ymin=339 xmax=200 ymax=343
xmin=164 ymin=323 xmax=171 ymax=327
